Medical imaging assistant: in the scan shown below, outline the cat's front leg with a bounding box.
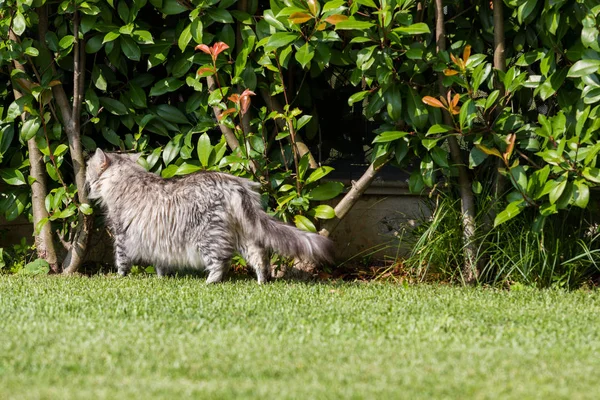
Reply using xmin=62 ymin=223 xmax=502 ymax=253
xmin=114 ymin=241 xmax=132 ymax=276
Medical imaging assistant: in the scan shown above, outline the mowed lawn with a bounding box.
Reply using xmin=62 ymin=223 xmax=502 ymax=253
xmin=1 ymin=275 xmax=599 ymax=399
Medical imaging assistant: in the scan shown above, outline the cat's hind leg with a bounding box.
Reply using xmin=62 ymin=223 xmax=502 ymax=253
xmin=241 ymin=243 xmax=271 ymax=284
xmin=201 ymin=240 xmax=234 ymax=284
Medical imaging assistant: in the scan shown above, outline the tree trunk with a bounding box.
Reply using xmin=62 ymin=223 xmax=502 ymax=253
xmin=434 ymin=0 xmax=479 ymax=283
xmin=8 ymin=39 xmax=59 ymax=272
xmin=38 ymin=5 xmax=93 ymax=274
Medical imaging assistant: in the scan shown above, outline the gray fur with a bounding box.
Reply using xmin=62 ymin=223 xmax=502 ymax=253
xmin=86 ymin=148 xmax=334 ymax=283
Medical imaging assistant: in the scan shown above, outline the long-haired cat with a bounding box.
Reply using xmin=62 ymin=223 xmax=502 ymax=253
xmin=86 ymin=149 xmax=334 ymax=283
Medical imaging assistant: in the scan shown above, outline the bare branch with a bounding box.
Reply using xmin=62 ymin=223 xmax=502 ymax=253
xmin=319 ymin=160 xmax=389 ymax=237
xmin=56 ymin=230 xmax=72 ymax=251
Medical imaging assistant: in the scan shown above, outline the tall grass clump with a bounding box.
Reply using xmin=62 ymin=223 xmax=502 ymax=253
xmin=402 ymin=192 xmax=600 ymax=288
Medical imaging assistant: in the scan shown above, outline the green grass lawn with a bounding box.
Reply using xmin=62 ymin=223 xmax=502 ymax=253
xmin=1 ymin=275 xmax=599 ymax=399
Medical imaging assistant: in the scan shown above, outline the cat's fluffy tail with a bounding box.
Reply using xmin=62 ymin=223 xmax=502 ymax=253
xmin=256 ymin=214 xmax=335 ymax=264
xmin=233 ymin=179 xmax=334 ymax=264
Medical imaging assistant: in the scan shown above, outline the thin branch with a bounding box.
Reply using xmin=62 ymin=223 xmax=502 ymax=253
xmin=259 ymin=87 xmax=318 ymax=169
xmin=319 ymin=160 xmax=389 ymax=237
xmin=435 ymin=0 xmax=479 ymax=284
xmin=205 ymin=75 xmax=259 ymax=174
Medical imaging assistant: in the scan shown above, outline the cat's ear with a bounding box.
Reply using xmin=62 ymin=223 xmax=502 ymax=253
xmin=125 ymin=153 xmax=141 ymax=163
xmin=95 ymin=148 xmax=110 ymax=170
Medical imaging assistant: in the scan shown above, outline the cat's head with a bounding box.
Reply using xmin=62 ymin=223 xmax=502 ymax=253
xmin=86 ymin=149 xmax=141 ymax=198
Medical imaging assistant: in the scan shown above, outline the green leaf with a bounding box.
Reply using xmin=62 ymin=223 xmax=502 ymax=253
xmin=549 ymin=176 xmax=567 ymax=204
xmin=582 ymin=167 xmax=600 ymax=183
xmin=163 ymin=135 xmax=183 ymax=165
xmin=573 ymin=181 xmax=590 ymax=209
xmin=85 ymin=34 xmax=104 ymax=53
xmin=294 ymin=215 xmax=316 ymax=232
xmin=13 ymin=11 xmax=26 ymax=36
xmin=335 ymin=19 xmax=374 ymax=30
xmin=295 ymin=43 xmax=314 ymax=69
xmin=207 ymin=8 xmax=234 ymax=23
xmin=308 ymin=181 xmax=344 ymax=200
xmin=128 ymin=84 xmax=147 ymax=108
xmin=494 ymin=200 xmax=525 ymax=227
xmin=407 ymin=87 xmax=428 ymax=130
xmin=175 ymin=163 xmax=202 ymax=176
xmin=102 ymin=127 xmax=120 ymax=146
xmin=21 ymin=259 xmax=50 ymax=276
xmin=312 ymin=205 xmax=336 ymax=219
xmin=79 ymin=203 xmax=94 ymax=215
xmin=85 ymin=87 xmax=100 ymax=115
xmin=517 ymin=0 xmax=537 ymax=24
xmin=348 ymin=90 xmax=370 ymax=106
xmin=567 ymin=59 xmax=600 ymax=78
xmin=306 ymin=166 xmax=334 ymax=184
xmin=385 ymin=85 xmax=402 ymax=121
xmin=427 ymin=124 xmax=452 ymax=135
xmin=156 ymin=104 xmax=189 ymax=125
xmin=103 ymin=31 xmax=120 ymax=44
xmin=0 ymin=168 xmax=27 ymax=186
xmin=91 ymin=65 xmax=107 ymax=91
xmin=99 ymin=97 xmax=128 ymax=115
xmin=265 ymin=33 xmax=299 ymax=52
xmin=20 ymin=117 xmax=41 ymax=141
xmin=149 ymin=78 xmax=184 ymax=96
xmin=120 ymin=36 xmax=141 ymax=61
xmin=393 ymin=23 xmax=430 ymax=35
xmin=372 ymin=131 xmax=408 ymax=143
xmin=430 ymin=147 xmax=449 ymax=168
xmin=59 ymin=35 xmax=75 ymax=50
xmin=197 ymin=133 xmax=212 ymax=166
xmin=509 ymin=165 xmax=528 ymax=193
xmin=469 ymin=147 xmax=488 ymax=168
xmin=178 ymin=24 xmax=192 ymax=52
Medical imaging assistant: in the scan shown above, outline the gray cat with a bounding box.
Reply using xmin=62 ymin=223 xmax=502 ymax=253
xmin=85 ymin=149 xmax=334 ymax=283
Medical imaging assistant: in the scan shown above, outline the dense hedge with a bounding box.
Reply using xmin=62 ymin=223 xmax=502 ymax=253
xmin=1 ymin=0 xmax=600 ymax=281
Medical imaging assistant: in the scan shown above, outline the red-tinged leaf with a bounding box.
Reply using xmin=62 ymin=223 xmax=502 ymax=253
xmin=505 ymin=133 xmax=516 ymax=160
xmin=240 ymin=95 xmax=253 ymax=115
xmin=306 ymin=0 xmax=319 ymax=16
xmin=316 ymin=22 xmax=326 ymax=31
xmin=241 ymin=89 xmax=255 ymax=97
xmin=195 ymin=44 xmax=211 ymax=54
xmin=239 ymin=90 xmax=255 ymax=112
xmin=325 ymin=15 xmax=349 ymax=25
xmin=212 ymin=42 xmax=230 ymax=57
xmin=451 ymin=106 xmax=461 ymax=115
xmin=462 ymin=45 xmax=471 ymax=63
xmin=422 ymin=96 xmax=445 ymax=108
xmin=450 ymin=52 xmax=460 ymax=65
xmin=289 ymin=12 xmax=312 ymax=24
xmin=451 ymin=93 xmax=460 ymax=108
xmin=439 ymin=96 xmax=448 ymax=107
xmin=197 ymin=66 xmax=216 ymax=76
xmin=228 ymin=93 xmax=240 ymax=104
xmin=444 ymin=69 xmax=459 ymax=76
xmin=218 ymin=108 xmax=237 ymax=121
